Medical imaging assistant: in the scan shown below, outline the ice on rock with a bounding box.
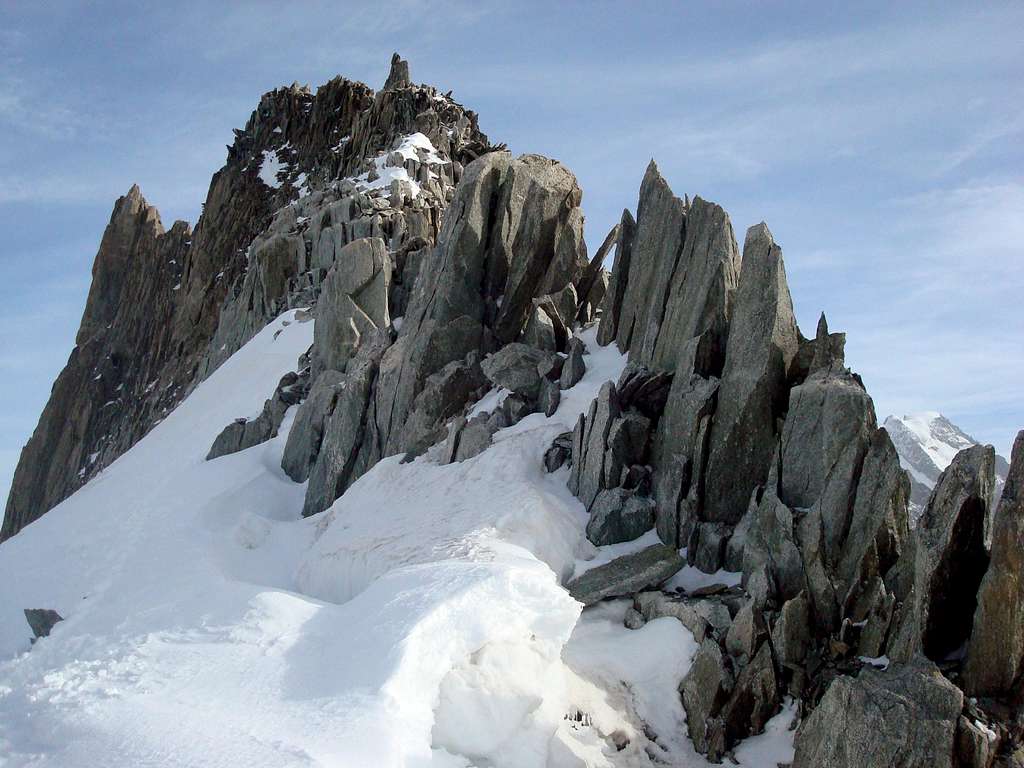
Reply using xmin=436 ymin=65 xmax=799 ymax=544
xmin=258 ymin=149 xmax=286 ymax=189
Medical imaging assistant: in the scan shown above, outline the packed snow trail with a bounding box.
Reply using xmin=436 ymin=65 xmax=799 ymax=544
xmin=0 ymin=313 xmax=794 ymax=767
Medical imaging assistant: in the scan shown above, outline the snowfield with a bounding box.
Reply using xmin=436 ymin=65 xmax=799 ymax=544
xmin=0 ymin=312 xmax=795 ymax=767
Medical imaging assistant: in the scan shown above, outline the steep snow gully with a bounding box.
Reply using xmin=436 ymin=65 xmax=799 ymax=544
xmin=0 ymin=315 xmax=794 ymax=767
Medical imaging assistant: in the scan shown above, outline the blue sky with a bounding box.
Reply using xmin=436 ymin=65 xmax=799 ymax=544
xmin=1 ymin=1 xmax=1022 ymax=502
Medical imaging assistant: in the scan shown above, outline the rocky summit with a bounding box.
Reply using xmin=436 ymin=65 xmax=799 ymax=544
xmin=2 ymin=54 xmax=1022 ymax=768
xmin=3 ymin=54 xmax=495 ymax=541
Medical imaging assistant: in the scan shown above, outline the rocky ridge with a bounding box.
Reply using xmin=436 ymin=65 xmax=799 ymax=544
xmin=3 ymin=54 xmax=495 ymax=540
xmin=5 ymin=54 xmax=1023 ymax=768
xmin=556 ymin=162 xmax=1023 ymax=765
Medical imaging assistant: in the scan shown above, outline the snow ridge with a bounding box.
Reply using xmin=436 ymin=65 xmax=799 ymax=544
xmin=0 ymin=318 xmax=796 ymax=767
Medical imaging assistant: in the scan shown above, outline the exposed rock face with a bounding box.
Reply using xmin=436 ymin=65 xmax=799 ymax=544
xmin=312 ymin=237 xmax=391 ymax=375
xmin=635 ymin=589 xmax=734 ymax=644
xmin=207 ymin=369 xmax=309 ymax=460
xmin=382 ymin=53 xmax=411 ymax=91
xmin=566 ymin=544 xmax=684 ymax=605
xmin=604 ymin=161 xmax=740 ymax=373
xmin=368 ymin=151 xmax=587 ymax=469
xmin=560 ymin=337 xmax=586 ymax=389
xmin=302 ymin=332 xmax=390 ymax=517
xmin=479 ymin=344 xmax=552 ymax=401
xmin=568 ymin=382 xmax=622 ymax=510
xmin=575 ymin=222 xmax=618 ymax=324
xmin=963 ymin=430 xmax=1024 ymax=696
xmin=680 ymin=614 xmax=780 ymax=762
xmin=585 ymin=488 xmax=657 ymax=546
xmin=702 ymin=223 xmax=799 ymax=524
xmin=3 ymin=187 xmax=190 ymax=541
xmin=24 ymin=609 xmax=63 ymax=640
xmin=651 ymin=336 xmax=719 ymax=547
xmin=280 ymin=370 xmax=347 ymax=482
xmin=888 ymin=444 xmax=995 ymax=663
xmin=779 ymin=368 xmax=876 ymax=514
xmin=596 ymin=209 xmax=635 ymax=346
xmin=278 ymin=146 xmax=589 ymax=514
xmin=792 ymin=659 xmax=963 ymax=768
xmin=569 ymin=155 xmax=1024 ymax=763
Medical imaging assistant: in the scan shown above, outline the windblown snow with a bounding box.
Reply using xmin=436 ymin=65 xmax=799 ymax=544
xmin=258 ymin=149 xmax=286 ymax=189
xmin=0 ymin=312 xmax=795 ymax=767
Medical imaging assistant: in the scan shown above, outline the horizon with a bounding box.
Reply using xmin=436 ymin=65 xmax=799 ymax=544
xmin=2 ymin=1 xmax=1021 ymax=504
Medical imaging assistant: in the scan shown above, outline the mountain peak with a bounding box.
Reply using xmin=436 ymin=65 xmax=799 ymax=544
xmin=382 ymin=52 xmax=411 ymax=90
xmin=884 ymin=411 xmax=1008 ymax=516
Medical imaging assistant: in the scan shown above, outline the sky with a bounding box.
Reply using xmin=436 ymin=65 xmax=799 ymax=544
xmin=1 ymin=1 xmax=1021 ymax=504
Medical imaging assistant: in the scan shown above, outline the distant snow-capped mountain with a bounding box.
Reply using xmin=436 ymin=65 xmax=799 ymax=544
xmin=884 ymin=412 xmax=1009 ymax=514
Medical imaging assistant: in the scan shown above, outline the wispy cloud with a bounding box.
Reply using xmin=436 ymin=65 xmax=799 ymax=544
xmin=836 ymin=176 xmax=1024 ymax=454
xmin=0 ymin=27 xmax=90 ymax=140
xmin=0 ymin=73 xmax=85 ymax=140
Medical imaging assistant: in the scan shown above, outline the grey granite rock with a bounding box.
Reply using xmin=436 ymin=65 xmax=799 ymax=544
xmin=24 ymin=608 xmax=63 ymax=640
xmin=2 ymin=188 xmax=191 ymax=541
xmin=520 ymin=305 xmax=558 ymax=352
xmin=450 ymin=414 xmax=497 ymax=462
xmin=489 ymin=154 xmax=587 ymax=345
xmin=480 ymin=343 xmax=551 ymax=400
xmin=635 ymin=590 xmax=733 ymax=643
xmin=836 ymin=427 xmax=911 ymax=612
xmin=302 ymin=340 xmax=388 ymax=517
xmin=688 ymin=521 xmax=731 ymax=573
xmin=809 ymin=312 xmax=846 ymax=375
xmin=742 ymin=453 xmax=806 ymax=605
xmin=559 ymin=337 xmax=587 ymax=390
xmin=585 ymin=488 xmax=656 ymax=546
xmin=680 ymin=639 xmax=731 ymax=757
xmin=613 ymin=162 xmax=740 ymax=374
xmin=888 ymin=444 xmax=995 ymax=663
xmin=566 ymin=544 xmax=684 ymax=605
xmin=772 ymin=592 xmax=811 ymax=667
xmin=543 ymin=432 xmax=572 ymax=473
xmin=382 ymin=52 xmax=411 ymax=90
xmin=281 ymin=371 xmax=347 ymax=482
xmin=963 ymin=429 xmax=1024 ymax=696
xmin=576 ymin=222 xmax=619 ymax=324
xmin=312 ymin=237 xmax=391 ymax=374
xmin=792 ymin=659 xmax=963 ymax=768
xmin=725 ymin=600 xmax=765 ymax=661
xmin=651 ymin=336 xmax=720 ymax=547
xmin=780 ymin=368 xmax=876 ymax=513
xmin=955 ymin=716 xmax=999 ymax=768
xmin=596 ymin=209 xmax=636 ymax=346
xmin=681 ymin=634 xmax=779 ymax=761
xmin=568 ymin=381 xmax=621 ymax=509
xmin=207 ymin=370 xmax=308 ymax=460
xmin=538 ymin=377 xmax=561 ymax=417
xmin=601 ymin=412 xmax=651 ymax=492
xmin=703 ymin=223 xmax=799 ymax=524
xmin=717 ymin=641 xmax=779 ymax=753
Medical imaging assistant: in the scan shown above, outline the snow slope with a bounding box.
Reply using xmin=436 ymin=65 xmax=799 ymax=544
xmin=884 ymin=412 xmax=1009 ymax=515
xmin=0 ymin=315 xmax=794 ymax=767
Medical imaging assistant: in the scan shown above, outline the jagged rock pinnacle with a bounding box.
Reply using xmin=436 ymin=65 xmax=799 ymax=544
xmin=383 ymin=52 xmax=411 ymax=91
